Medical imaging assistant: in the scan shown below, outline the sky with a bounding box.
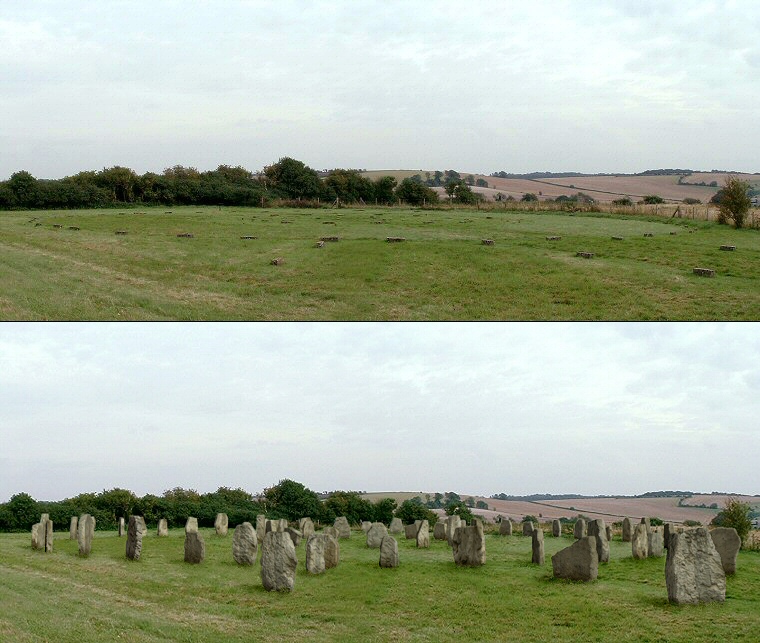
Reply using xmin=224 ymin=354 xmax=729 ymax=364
xmin=2 ymin=1 xmax=759 ymax=180
xmin=2 ymin=322 xmax=758 ymax=503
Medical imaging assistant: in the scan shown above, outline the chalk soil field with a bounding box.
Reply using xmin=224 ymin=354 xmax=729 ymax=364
xmin=3 ymin=528 xmax=760 ymax=642
xmin=2 ymin=206 xmax=760 ymax=320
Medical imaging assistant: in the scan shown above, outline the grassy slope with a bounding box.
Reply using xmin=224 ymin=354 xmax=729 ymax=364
xmin=1 ymin=529 xmax=759 ymax=642
xmin=1 ymin=206 xmax=759 ymax=320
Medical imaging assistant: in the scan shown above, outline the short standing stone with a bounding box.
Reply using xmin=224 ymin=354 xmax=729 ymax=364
xmin=361 ymin=521 xmax=372 ymax=533
xmin=256 ymin=515 xmax=267 ymax=544
xmin=334 ymin=516 xmax=351 ymax=539
xmin=323 ymin=534 xmax=340 ymax=568
xmin=286 ymin=528 xmax=302 ymax=547
xmin=323 ymin=526 xmax=339 ymax=539
xmin=306 ymin=535 xmax=326 ymax=574
xmin=666 ymin=528 xmax=726 ymax=605
xmin=573 ymin=519 xmax=587 ymax=539
xmin=185 ymin=517 xmax=198 ymax=534
xmin=434 ymin=522 xmax=447 ymax=540
xmin=532 ymin=528 xmax=545 ymax=565
xmin=452 ymin=520 xmax=486 ymax=567
xmin=214 ymin=513 xmax=229 ymax=536
xmin=446 ymin=515 xmax=463 ymax=546
xmin=261 ymin=532 xmax=298 ymax=592
xmin=710 ymin=527 xmax=741 ymax=575
xmin=499 ymin=519 xmax=513 ymax=536
xmin=605 ymin=525 xmax=612 ymax=542
xmin=552 ymin=536 xmax=598 ymax=581
xmin=300 ymin=518 xmax=315 ymax=540
xmin=648 ymin=527 xmax=665 ymax=558
xmin=366 ymin=522 xmax=388 ymax=548
xmin=78 ymin=514 xmax=95 ymax=557
xmin=622 ymin=517 xmax=633 ymax=542
xmin=118 ymin=517 xmax=125 ymax=537
xmin=232 ymin=522 xmax=258 ymax=565
xmin=631 ymin=523 xmax=649 ymax=559
xmin=69 ymin=516 xmax=78 ymax=540
xmin=523 ymin=521 xmax=535 ymax=537
xmin=404 ymin=524 xmax=417 ymax=540
xmin=126 ymin=516 xmax=143 ymax=561
xmin=184 ymin=531 xmax=205 ymax=564
xmin=552 ymin=520 xmax=561 ymax=537
xmin=416 ymin=520 xmax=430 ymax=549
xmin=379 ymin=535 xmax=399 ymax=568
xmin=389 ymin=517 xmax=403 ymax=534
xmin=157 ymin=518 xmax=168 ymax=537
xmin=587 ymin=519 xmax=610 ymax=563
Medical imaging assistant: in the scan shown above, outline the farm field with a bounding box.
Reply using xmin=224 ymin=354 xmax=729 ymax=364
xmin=2 ymin=206 xmax=760 ymax=320
xmin=2 ymin=527 xmax=759 ymax=642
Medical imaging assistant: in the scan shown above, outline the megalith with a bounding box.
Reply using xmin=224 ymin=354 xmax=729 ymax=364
xmin=44 ymin=519 xmax=54 ymax=553
xmin=323 ymin=525 xmax=339 ymax=539
xmin=574 ymin=519 xmax=586 ymax=539
xmin=587 ymin=519 xmax=610 ymax=563
xmin=404 ymin=524 xmax=417 ymax=540
xmin=69 ymin=516 xmax=78 ymax=540
xmin=622 ymin=517 xmax=633 ymax=542
xmin=286 ymin=527 xmax=302 ymax=547
xmin=78 ymin=514 xmax=95 ymax=557
xmin=214 ymin=513 xmax=229 ymax=536
xmin=446 ymin=515 xmax=463 ymax=546
xmin=185 ymin=517 xmax=198 ymax=534
xmin=666 ymin=527 xmax=726 ymax=604
xmin=605 ymin=525 xmax=612 ymax=542
xmin=641 ymin=517 xmax=651 ymax=529
xmin=184 ymin=531 xmax=205 ymax=564
xmin=433 ymin=521 xmax=447 ymax=540
xmin=663 ymin=523 xmax=674 ymax=549
xmin=300 ymin=517 xmax=315 ymax=540
xmin=334 ymin=516 xmax=351 ymax=539
xmin=126 ymin=516 xmax=143 ymax=561
xmin=710 ymin=527 xmax=741 ymax=575
xmin=157 ymin=518 xmax=168 ymax=537
xmin=552 ymin=519 xmax=561 ymax=537
xmin=232 ymin=522 xmax=258 ymax=565
xmin=366 ymin=522 xmax=388 ymax=549
xmin=552 ymin=536 xmax=598 ymax=581
xmin=532 ymin=528 xmax=545 ymax=565
xmin=522 ymin=521 xmax=535 ymax=537
xmin=389 ymin=517 xmax=404 ymax=534
xmin=631 ymin=523 xmax=649 ymax=559
xmin=499 ymin=519 xmax=513 ymax=536
xmin=323 ymin=533 xmax=340 ymax=568
xmin=379 ymin=535 xmax=399 ymax=568
xmin=306 ymin=534 xmax=326 ymax=574
xmin=416 ymin=520 xmax=430 ymax=549
xmin=256 ymin=514 xmax=266 ymax=543
xmin=361 ymin=521 xmax=372 ymax=533
xmin=648 ymin=526 xmax=664 ymax=558
xmin=31 ymin=523 xmax=41 ymax=550
xmin=261 ymin=531 xmax=298 ymax=592
xmin=118 ymin=517 xmax=125 ymax=537
xmin=452 ymin=520 xmax=486 ymax=567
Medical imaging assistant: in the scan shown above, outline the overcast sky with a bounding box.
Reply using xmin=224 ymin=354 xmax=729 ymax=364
xmin=1 ymin=323 xmax=758 ymax=502
xmin=2 ymin=1 xmax=759 ymax=180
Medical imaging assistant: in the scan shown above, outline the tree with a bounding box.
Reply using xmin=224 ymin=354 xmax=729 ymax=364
xmin=717 ymin=176 xmax=752 ymax=228
xmin=323 ymin=491 xmax=374 ymax=525
xmin=444 ymin=500 xmax=473 ymax=525
xmin=373 ymin=176 xmax=397 ymax=205
xmin=395 ymin=498 xmax=436 ymax=524
xmin=521 ymin=193 xmax=538 ymax=202
xmin=263 ymin=479 xmax=323 ymax=522
xmin=712 ymin=498 xmax=752 ymax=546
xmin=372 ymin=498 xmax=397 ymax=525
xmin=6 ymin=492 xmax=39 ymax=531
xmin=475 ymin=178 xmax=488 ymax=188
xmin=264 ymin=157 xmax=321 ymax=200
xmin=323 ymin=169 xmax=375 ymax=204
xmin=642 ymin=195 xmax=664 ymax=204
xmin=7 ymin=171 xmax=38 ymax=208
xmin=395 ymin=178 xmax=438 ymax=205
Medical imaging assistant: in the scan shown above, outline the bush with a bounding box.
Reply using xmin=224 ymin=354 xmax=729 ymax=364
xmin=396 ymin=499 xmax=436 ymax=525
xmin=521 ymin=193 xmax=538 ymax=202
xmin=712 ymin=498 xmax=753 ymax=546
xmin=683 ymin=197 xmax=702 ymax=204
xmin=444 ymin=501 xmax=474 ymax=525
xmin=612 ymin=198 xmax=633 ymax=206
xmin=717 ymin=176 xmax=752 ymax=228
xmin=649 ymin=517 xmax=664 ymax=526
xmin=642 ymin=195 xmax=664 ymax=204
xmin=683 ymin=520 xmax=702 ymax=527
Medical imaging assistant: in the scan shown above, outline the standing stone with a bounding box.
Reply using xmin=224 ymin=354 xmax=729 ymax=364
xmin=389 ymin=517 xmax=403 ymax=534
xmin=404 ymin=524 xmax=417 ymax=540
xmin=118 ymin=517 xmax=125 ymax=537
xmin=434 ymin=521 xmax=447 ymax=540
xmin=184 ymin=531 xmax=205 ymax=564
xmin=214 ymin=513 xmax=229 ymax=536
xmin=40 ymin=513 xmax=49 ymax=522
xmin=300 ymin=518 xmax=315 ymax=540
xmin=605 ymin=525 xmax=612 ymax=542
xmin=266 ymin=519 xmax=288 ymax=534
xmin=232 ymin=522 xmax=257 ymax=565
xmin=69 ymin=516 xmax=78 ymax=540
xmin=532 ymin=528 xmax=545 ymax=565
xmin=323 ymin=525 xmax=339 ymax=539
xmin=416 ymin=520 xmax=430 ymax=549
xmin=286 ymin=527 xmax=302 ymax=547
xmin=552 ymin=536 xmax=598 ymax=581
xmin=631 ymin=523 xmax=649 ymax=559
xmin=361 ymin=521 xmax=372 ymax=533
xmin=185 ymin=517 xmax=198 ymax=534
xmin=261 ymin=531 xmax=298 ymax=591
xmin=157 ymin=518 xmax=168 ymax=537
xmin=666 ymin=527 xmax=726 ymax=605
xmin=367 ymin=522 xmax=388 ymax=548
xmin=78 ymin=514 xmax=95 ymax=557
xmin=622 ymin=517 xmax=633 ymax=542
xmin=573 ymin=519 xmax=587 ymax=539
xmin=323 ymin=534 xmax=340 ymax=568
xmin=641 ymin=517 xmax=651 ymax=529
xmin=587 ymin=519 xmax=610 ymax=564
xmin=710 ymin=527 xmax=741 ymax=575
xmin=379 ymin=535 xmax=399 ymax=568
xmin=648 ymin=526 xmax=665 ymax=558
xmin=306 ymin=535 xmax=326 ymax=574
xmin=663 ymin=523 xmax=674 ymax=549
xmin=552 ymin=520 xmax=561 ymax=537
xmin=334 ymin=516 xmax=351 ymax=539
xmin=126 ymin=516 xmax=143 ymax=561
xmin=522 ymin=521 xmax=535 ymax=537
xmin=256 ymin=515 xmax=267 ymax=544
xmin=446 ymin=515 xmax=463 ymax=546
xmin=137 ymin=517 xmax=147 ymax=538
xmin=452 ymin=520 xmax=486 ymax=567
xmin=31 ymin=523 xmax=41 ymax=550
xmin=499 ymin=519 xmax=513 ymax=536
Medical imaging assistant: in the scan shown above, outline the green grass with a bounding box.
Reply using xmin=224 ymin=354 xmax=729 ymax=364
xmin=1 ymin=206 xmax=759 ymax=319
xmin=2 ymin=529 xmax=759 ymax=642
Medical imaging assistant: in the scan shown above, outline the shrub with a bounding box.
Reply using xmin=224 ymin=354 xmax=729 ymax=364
xmin=521 ymin=193 xmax=538 ymax=202
xmin=712 ymin=498 xmax=753 ymax=547
xmin=396 ymin=499 xmax=436 ymax=525
xmin=612 ymin=198 xmax=633 ymax=206
xmin=642 ymin=195 xmax=664 ymax=204
xmin=649 ymin=517 xmax=664 ymax=526
xmin=683 ymin=520 xmax=702 ymax=527
xmin=444 ymin=501 xmax=474 ymax=525
xmin=683 ymin=197 xmax=702 ymax=204
xmin=717 ymin=176 xmax=752 ymax=228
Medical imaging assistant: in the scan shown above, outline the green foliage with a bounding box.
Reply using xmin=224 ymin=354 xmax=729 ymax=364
xmin=683 ymin=197 xmax=702 ymax=204
xmin=373 ymin=176 xmax=397 ymax=205
xmin=323 ymin=491 xmax=374 ymax=525
xmin=7 ymin=171 xmax=38 ymax=208
xmin=372 ymin=497 xmax=398 ymax=525
xmin=475 ymin=178 xmax=488 ymax=188
xmin=717 ymin=176 xmax=752 ymax=228
xmin=683 ymin=520 xmax=702 ymax=527
xmin=5 ymin=493 xmax=39 ymax=531
xmin=522 ymin=515 xmax=538 ymax=523
xmin=444 ymin=180 xmax=478 ymax=204
xmin=642 ymin=195 xmax=664 ymax=204
xmin=712 ymin=498 xmax=753 ymax=546
xmin=444 ymin=501 xmax=473 ymax=525
xmin=521 ymin=193 xmax=538 ymax=202
xmin=612 ymin=197 xmax=633 ymax=206
xmin=395 ymin=178 xmax=438 ymax=205
xmin=263 ymin=479 xmax=323 ymax=522
xmin=323 ymin=169 xmax=375 ymax=204
xmin=395 ymin=498 xmax=436 ymax=525
xmin=475 ymin=500 xmax=489 ymax=510
xmin=648 ymin=517 xmax=663 ymax=526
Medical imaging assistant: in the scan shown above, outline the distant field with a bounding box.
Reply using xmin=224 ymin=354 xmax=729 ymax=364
xmin=2 ymin=206 xmax=760 ymax=320
xmin=3 ymin=527 xmax=760 ymax=642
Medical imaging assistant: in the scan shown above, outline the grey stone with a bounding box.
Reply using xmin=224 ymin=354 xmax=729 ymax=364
xmin=266 ymin=519 xmax=288 ymax=534
xmin=185 ymin=517 xmax=198 ymax=533
xmin=532 ymin=528 xmax=545 ymax=565
xmin=631 ymin=523 xmax=649 ymax=559
xmin=605 ymin=525 xmax=612 ymax=542
xmin=366 ymin=522 xmax=388 ymax=548
xmin=710 ymin=527 xmax=741 ymax=575
xmin=69 ymin=516 xmax=78 ymax=540
xmin=663 ymin=523 xmax=674 ymax=549
xmin=44 ymin=519 xmax=53 ymax=553
xmin=78 ymin=514 xmax=95 ymax=556
xmin=573 ymin=519 xmax=586 ymax=539
xmin=552 ymin=536 xmax=598 ymax=581
xmin=118 ymin=516 xmax=125 ymax=537
xmin=622 ymin=517 xmax=633 ymax=542
xmin=522 ymin=521 xmax=535 ymax=537
xmin=300 ymin=518 xmax=315 ymax=540
xmin=323 ymin=525 xmax=339 ymax=539
xmin=306 ymin=535 xmax=326 ymax=574
xmin=499 ymin=519 xmax=512 ymax=536
xmin=157 ymin=518 xmax=168 ymax=537
xmin=214 ymin=513 xmax=228 ymax=536
xmin=334 ymin=516 xmax=351 ymax=539
xmin=137 ymin=517 xmax=147 ymax=538
xmin=232 ymin=522 xmax=258 ymax=565
xmin=31 ymin=523 xmax=41 ymax=550
xmin=641 ymin=517 xmax=651 ymax=529
xmin=446 ymin=515 xmax=463 ymax=546
xmin=416 ymin=520 xmax=429 ymax=549
xmin=361 ymin=521 xmax=372 ymax=533
xmin=126 ymin=516 xmax=143 ymax=561
xmin=286 ymin=527 xmax=302 ymax=547
xmin=184 ymin=531 xmax=205 ymax=564
xmin=379 ymin=535 xmax=399 ymax=568
xmin=323 ymin=533 xmax=340 ymax=569
xmin=261 ymin=531 xmax=298 ymax=591
xmin=666 ymin=527 xmax=726 ymax=605
xmin=404 ymin=524 xmax=417 ymax=540
xmin=256 ymin=514 xmax=267 ymax=544
xmin=648 ymin=526 xmax=664 ymax=558
xmin=587 ymin=519 xmax=610 ymax=564
xmin=452 ymin=520 xmax=486 ymax=567
xmin=433 ymin=522 xmax=447 ymax=540
xmin=389 ymin=517 xmax=404 ymax=534
xmin=552 ymin=520 xmax=561 ymax=537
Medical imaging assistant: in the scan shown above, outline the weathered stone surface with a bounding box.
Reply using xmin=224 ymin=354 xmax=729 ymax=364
xmin=499 ymin=519 xmax=513 ymax=536
xmin=379 ymin=535 xmax=399 ymax=568
xmin=434 ymin=522 xmax=447 ymax=540
xmin=631 ymin=523 xmax=649 ymax=559
xmin=323 ymin=534 xmax=340 ymax=569
xmin=266 ymin=518 xmax=288 ymax=534
xmin=532 ymin=528 xmax=545 ymax=565
xmin=43 ymin=519 xmax=53 ymax=553
xmin=389 ymin=517 xmax=403 ymax=534
xmin=663 ymin=523 xmax=674 ymax=549
xmin=404 ymin=524 xmax=417 ymax=540
xmin=323 ymin=525 xmax=339 ymax=539
xmin=118 ymin=516 xmax=125 ymax=537
xmin=641 ymin=517 xmax=651 ymax=529
xmin=31 ymin=523 xmax=41 ymax=550
xmin=261 ymin=531 xmax=298 ymax=591
xmin=648 ymin=526 xmax=664 ymax=558
xmin=666 ymin=528 xmax=726 ymax=605
xmin=622 ymin=517 xmax=633 ymax=542
xmin=184 ymin=531 xmax=205 ymax=564
xmin=300 ymin=518 xmax=315 ymax=539
xmin=286 ymin=528 xmax=302 ymax=546
xmin=573 ymin=519 xmax=587 ymax=539
xmin=232 ymin=522 xmax=257 ymax=565
xmin=306 ymin=535 xmax=326 ymax=574
xmin=78 ymin=514 xmax=95 ymax=556
xmin=126 ymin=516 xmax=143 ymax=561
xmin=587 ymin=519 xmax=610 ymax=564
xmin=334 ymin=516 xmax=351 ymax=539
xmin=452 ymin=520 xmax=486 ymax=567
xmin=137 ymin=517 xmax=147 ymax=538
xmin=446 ymin=515 xmax=463 ymax=546
xmin=157 ymin=518 xmax=168 ymax=537
xmin=214 ymin=513 xmax=229 ymax=536
xmin=69 ymin=516 xmax=78 ymax=540
xmin=552 ymin=536 xmax=598 ymax=581
xmin=416 ymin=520 xmax=430 ymax=549
xmin=361 ymin=521 xmax=372 ymax=533
xmin=366 ymin=522 xmax=388 ymax=548
xmin=552 ymin=520 xmax=561 ymax=537
xmin=256 ymin=515 xmax=267 ymax=544
xmin=710 ymin=527 xmax=741 ymax=575
xmin=522 ymin=521 xmax=535 ymax=537
xmin=185 ymin=517 xmax=198 ymax=533
xmin=605 ymin=525 xmax=612 ymax=542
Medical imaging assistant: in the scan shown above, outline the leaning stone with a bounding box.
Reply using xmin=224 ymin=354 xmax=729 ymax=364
xmin=185 ymin=517 xmax=198 ymax=534
xmin=118 ymin=517 xmax=125 ymax=537
xmin=666 ymin=527 xmax=726 ymax=604
xmin=573 ymin=519 xmax=587 ymax=539
xmin=334 ymin=516 xmax=351 ymax=539
xmin=552 ymin=536 xmax=598 ymax=581
xmin=126 ymin=516 xmax=143 ymax=561
xmin=587 ymin=519 xmax=610 ymax=563
xmin=499 ymin=519 xmax=513 ymax=536
xmin=184 ymin=531 xmax=205 ymax=564
xmin=214 ymin=513 xmax=229 ymax=536
xmin=416 ymin=520 xmax=430 ymax=549
xmin=323 ymin=534 xmax=340 ymax=568
xmin=631 ymin=523 xmax=649 ymax=559
xmin=379 ymin=535 xmax=399 ymax=568
xmin=532 ymin=528 xmax=545 ymax=565
xmin=552 ymin=520 xmax=561 ymax=537
xmin=286 ymin=527 xmax=302 ymax=547
xmin=361 ymin=521 xmax=372 ymax=533
xmin=710 ymin=527 xmax=741 ymax=575
xmin=69 ymin=516 xmax=78 ymax=540
xmin=367 ymin=522 xmax=388 ymax=549
xmin=232 ymin=522 xmax=258 ymax=565
xmin=452 ymin=520 xmax=486 ymax=567
xmin=523 ymin=521 xmax=535 ymax=537
xmin=256 ymin=515 xmax=267 ymax=544
xmin=622 ymin=517 xmax=632 ymax=542
xmin=261 ymin=532 xmax=298 ymax=591
xmin=78 ymin=514 xmax=95 ymax=557
xmin=306 ymin=535 xmax=326 ymax=574
xmin=434 ymin=522 xmax=447 ymax=540
xmin=157 ymin=518 xmax=168 ymax=537
xmin=648 ymin=527 xmax=665 ymax=558
xmin=404 ymin=524 xmax=417 ymax=540
xmin=389 ymin=517 xmax=403 ymax=534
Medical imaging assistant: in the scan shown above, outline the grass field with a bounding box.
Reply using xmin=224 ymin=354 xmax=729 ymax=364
xmin=2 ymin=528 xmax=759 ymax=642
xmin=1 ymin=206 xmax=760 ymax=320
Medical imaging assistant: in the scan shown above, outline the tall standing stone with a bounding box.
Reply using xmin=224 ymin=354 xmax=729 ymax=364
xmin=43 ymin=519 xmax=54 ymax=553
xmin=648 ymin=526 xmax=664 ymax=558
xmin=452 ymin=520 xmax=486 ymax=567
xmin=157 ymin=518 xmax=168 ymax=537
xmin=404 ymin=524 xmax=417 ymax=540
xmin=300 ymin=517 xmax=315 ymax=540
xmin=641 ymin=517 xmax=651 ymax=529
xmin=710 ymin=527 xmax=741 ymax=575
xmin=552 ymin=536 xmax=598 ymax=581
xmin=446 ymin=515 xmax=463 ymax=546
xmin=416 ymin=520 xmax=430 ymax=549
xmin=214 ymin=513 xmax=229 ymax=536
xmin=532 ymin=528 xmax=545 ymax=565
xmin=499 ymin=519 xmax=513 ymax=536
xmin=666 ymin=528 xmax=726 ymax=604
xmin=232 ymin=522 xmax=258 ymax=565
xmin=323 ymin=526 xmax=339 ymax=539
xmin=573 ymin=519 xmax=587 ymax=539
xmin=622 ymin=517 xmax=633 ymax=542
xmin=366 ymin=522 xmax=388 ymax=548
xmin=323 ymin=534 xmax=340 ymax=568
xmin=185 ymin=517 xmax=198 ymax=534
xmin=587 ymin=519 xmax=610 ymax=564
xmin=663 ymin=523 xmax=674 ymax=549
xmin=69 ymin=516 xmax=78 ymax=540
xmin=78 ymin=514 xmax=95 ymax=557
xmin=605 ymin=525 xmax=612 ymax=542
xmin=552 ymin=520 xmax=561 ymax=537
xmin=31 ymin=523 xmax=41 ymax=550
xmin=118 ymin=517 xmax=125 ymax=537
xmin=306 ymin=534 xmax=326 ymax=574
xmin=389 ymin=517 xmax=403 ymax=534
xmin=379 ymin=535 xmax=399 ymax=568
xmin=434 ymin=521 xmax=447 ymax=540
xmin=334 ymin=516 xmax=351 ymax=539
xmin=631 ymin=523 xmax=649 ymax=559
xmin=261 ymin=531 xmax=298 ymax=592
xmin=184 ymin=531 xmax=205 ymax=564
xmin=522 ymin=521 xmax=535 ymax=537
xmin=126 ymin=516 xmax=143 ymax=561
xmin=256 ymin=514 xmax=267 ymax=544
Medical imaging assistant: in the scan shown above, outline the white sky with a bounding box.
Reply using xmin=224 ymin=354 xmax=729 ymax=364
xmin=1 ymin=323 xmax=758 ymax=502
xmin=2 ymin=1 xmax=759 ymax=180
